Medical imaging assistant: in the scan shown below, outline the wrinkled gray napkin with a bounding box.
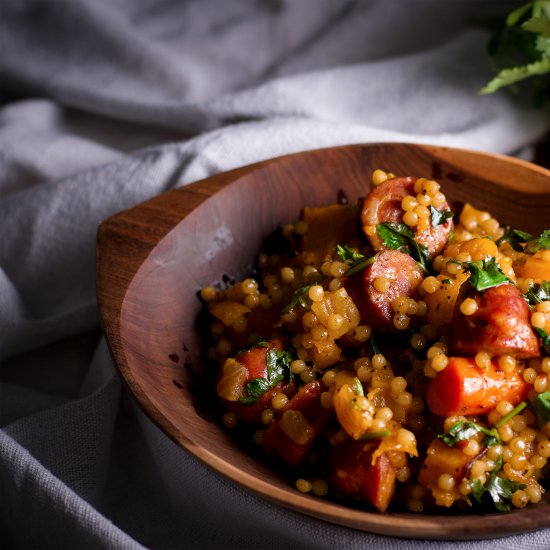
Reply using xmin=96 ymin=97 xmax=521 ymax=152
xmin=1 ymin=1 xmax=550 ymax=548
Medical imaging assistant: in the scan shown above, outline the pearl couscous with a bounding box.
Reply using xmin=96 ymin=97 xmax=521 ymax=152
xmin=201 ymin=169 xmax=550 ymax=513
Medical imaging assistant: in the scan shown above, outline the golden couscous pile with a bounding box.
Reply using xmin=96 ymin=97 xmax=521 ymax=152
xmin=200 ymin=169 xmax=550 ymax=513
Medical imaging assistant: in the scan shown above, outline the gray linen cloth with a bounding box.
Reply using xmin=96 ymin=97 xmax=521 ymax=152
xmin=1 ymin=1 xmax=550 ymax=548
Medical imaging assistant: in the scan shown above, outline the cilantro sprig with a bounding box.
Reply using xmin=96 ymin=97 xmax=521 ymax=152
xmin=459 ymin=257 xmax=510 ymax=291
xmin=376 ymin=222 xmax=432 ymax=272
xmin=282 ymin=285 xmax=312 ymax=314
xmin=496 ymin=226 xmax=533 ymax=251
xmin=523 ymin=281 xmax=550 ymax=304
xmin=534 ymin=326 xmax=550 ymax=355
xmin=524 ymin=229 xmax=550 ymax=254
xmin=470 ymin=456 xmax=526 ymax=512
xmin=429 ymin=206 xmax=454 ymax=226
xmin=438 ymin=402 xmax=527 ymax=448
xmin=336 ymin=244 xmax=375 ymax=276
xmin=239 ymin=348 xmax=294 ymax=404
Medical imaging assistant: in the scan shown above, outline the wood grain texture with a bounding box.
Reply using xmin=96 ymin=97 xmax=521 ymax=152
xmin=96 ymin=143 xmax=550 ymax=540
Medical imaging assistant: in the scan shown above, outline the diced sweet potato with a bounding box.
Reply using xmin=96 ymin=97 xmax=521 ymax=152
xmin=418 ymin=438 xmax=471 ymax=505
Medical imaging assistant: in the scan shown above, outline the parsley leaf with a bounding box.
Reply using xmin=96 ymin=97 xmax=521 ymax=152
xmin=376 ymin=222 xmax=432 ymax=272
xmin=496 ymin=226 xmax=533 ymax=251
xmin=524 ymin=281 xmax=550 ymax=304
xmin=337 ymin=244 xmax=364 ymax=263
xmin=336 ymin=244 xmax=375 ymax=276
xmin=534 ymin=326 xmax=550 ymax=355
xmin=524 ymin=229 xmax=550 ymax=254
xmin=438 ymin=403 xmax=526 ymax=448
xmin=461 ymin=258 xmax=510 ymax=291
xmin=470 ymin=456 xmax=526 ymax=512
xmin=368 ymin=334 xmax=382 ymax=356
xmin=531 ymin=389 xmax=550 ymax=428
xmin=438 ymin=421 xmax=500 ymax=448
xmin=239 ymin=348 xmax=294 ymax=404
xmin=429 ymin=206 xmax=454 ymax=226
xmin=282 ymin=285 xmax=312 ymax=314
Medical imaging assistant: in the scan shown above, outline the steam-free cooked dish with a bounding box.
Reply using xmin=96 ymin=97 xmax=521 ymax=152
xmin=199 ymin=169 xmax=550 ymax=513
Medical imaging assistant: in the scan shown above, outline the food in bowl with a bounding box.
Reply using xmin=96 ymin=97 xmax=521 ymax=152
xmin=199 ymin=168 xmax=550 ymax=514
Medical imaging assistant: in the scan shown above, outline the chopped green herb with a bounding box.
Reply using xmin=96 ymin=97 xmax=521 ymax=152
xmin=239 ymin=348 xmax=293 ymax=404
xmin=336 ymin=244 xmax=375 ymax=276
xmin=368 ymin=334 xmax=382 ymax=356
xmin=282 ymin=285 xmax=312 ymax=314
xmin=438 ymin=420 xmax=500 ymax=448
xmin=360 ymin=430 xmax=391 ymax=441
xmin=353 ymin=377 xmax=364 ymax=397
xmin=534 ymin=326 xmax=550 ymax=355
xmin=438 ymin=403 xmax=526 ymax=448
xmin=531 ymin=389 xmax=550 ymax=428
xmin=496 ymin=226 xmax=533 ymax=251
xmin=524 ymin=281 xmax=550 ymax=304
xmin=337 ymin=244 xmax=365 ymax=263
xmin=461 ymin=257 xmax=510 ymax=291
xmin=441 ymin=278 xmax=452 ymax=285
xmin=247 ymin=338 xmax=269 ymax=349
xmin=429 ymin=206 xmax=454 ymax=226
xmin=470 ymin=456 xmax=526 ymax=512
xmin=524 ymin=229 xmax=550 ymax=254
xmin=376 ymin=222 xmax=432 ymax=272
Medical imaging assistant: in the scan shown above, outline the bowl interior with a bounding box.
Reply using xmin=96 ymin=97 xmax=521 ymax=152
xmin=97 ymin=143 xmax=550 ymax=539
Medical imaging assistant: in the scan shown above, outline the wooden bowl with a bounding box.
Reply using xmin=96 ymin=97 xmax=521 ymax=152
xmin=96 ymin=143 xmax=550 ymax=540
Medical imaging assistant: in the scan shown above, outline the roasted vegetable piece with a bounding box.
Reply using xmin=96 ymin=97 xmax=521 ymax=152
xmin=343 ymin=249 xmax=424 ymax=332
xmin=425 ymin=356 xmax=531 ymax=417
xmin=262 ymin=380 xmax=333 ymax=467
xmin=361 ymin=176 xmax=453 ymax=256
xmin=329 ymin=439 xmax=396 ymax=512
xmin=217 ymin=339 xmax=295 ymax=424
xmin=418 ymin=438 xmax=472 ymax=506
xmin=450 ymin=282 xmax=540 ymax=359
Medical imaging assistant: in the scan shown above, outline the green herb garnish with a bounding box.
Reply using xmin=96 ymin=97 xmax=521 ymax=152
xmin=376 ymin=222 xmax=432 ymax=272
xmin=532 ymin=389 xmax=550 ymax=427
xmin=524 ymin=281 xmax=550 ymax=304
xmin=461 ymin=257 xmax=510 ymax=291
xmin=336 ymin=244 xmax=375 ymax=276
xmin=524 ymin=229 xmax=550 ymax=254
xmin=534 ymin=326 xmax=550 ymax=355
xmin=429 ymin=206 xmax=454 ymax=226
xmin=438 ymin=402 xmax=527 ymax=448
xmin=368 ymin=334 xmax=382 ymax=356
xmin=496 ymin=226 xmax=533 ymax=251
xmin=360 ymin=430 xmax=391 ymax=441
xmin=282 ymin=285 xmax=312 ymax=314
xmin=239 ymin=348 xmax=293 ymax=404
xmin=438 ymin=421 xmax=500 ymax=448
xmin=470 ymin=456 xmax=526 ymax=512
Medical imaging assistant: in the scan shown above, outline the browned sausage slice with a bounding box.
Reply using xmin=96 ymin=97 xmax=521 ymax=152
xmin=361 ymin=176 xmax=453 ymax=257
xmin=449 ymin=283 xmax=540 ymax=359
xmin=344 ymin=249 xmax=424 ymax=332
xmin=329 ymin=439 xmax=396 ymax=512
xmin=262 ymin=380 xmax=333 ymax=467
